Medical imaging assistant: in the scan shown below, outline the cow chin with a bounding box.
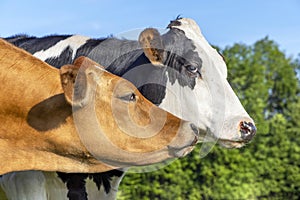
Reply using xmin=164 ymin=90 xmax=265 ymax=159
xmin=168 ymin=144 xmax=197 ymax=158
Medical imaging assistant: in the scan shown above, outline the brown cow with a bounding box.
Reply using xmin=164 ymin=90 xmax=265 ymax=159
xmin=0 ymin=38 xmax=199 ymax=176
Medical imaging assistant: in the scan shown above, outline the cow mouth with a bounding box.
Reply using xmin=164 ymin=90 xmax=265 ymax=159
xmin=197 ymin=136 xmax=247 ymax=149
xmin=217 ymin=139 xmax=246 ymax=148
xmin=168 ymin=135 xmax=199 ymax=158
xmin=197 ymin=130 xmax=249 ymax=149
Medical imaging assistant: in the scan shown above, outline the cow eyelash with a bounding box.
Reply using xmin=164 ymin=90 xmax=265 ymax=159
xmin=118 ymin=93 xmax=137 ymax=102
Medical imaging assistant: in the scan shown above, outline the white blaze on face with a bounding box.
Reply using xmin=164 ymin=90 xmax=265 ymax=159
xmin=160 ymin=18 xmax=253 ymax=141
xmin=159 ymin=73 xmax=212 ymax=132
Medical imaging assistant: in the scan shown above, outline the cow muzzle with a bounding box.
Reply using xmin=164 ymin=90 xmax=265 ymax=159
xmin=212 ymin=116 xmax=257 ymax=148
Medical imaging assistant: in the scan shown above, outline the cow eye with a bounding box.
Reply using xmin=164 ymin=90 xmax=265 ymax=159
xmin=186 ymin=65 xmax=198 ymax=73
xmin=119 ymin=93 xmax=136 ymax=102
xmin=185 ymin=65 xmax=202 ymax=78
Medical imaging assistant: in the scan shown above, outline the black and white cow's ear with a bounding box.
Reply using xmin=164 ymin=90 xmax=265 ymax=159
xmin=60 ymin=56 xmax=104 ymax=107
xmin=139 ymin=28 xmax=165 ymax=67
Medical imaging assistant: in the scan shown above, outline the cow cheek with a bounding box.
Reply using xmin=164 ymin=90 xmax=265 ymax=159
xmin=128 ymin=101 xmax=151 ymax=127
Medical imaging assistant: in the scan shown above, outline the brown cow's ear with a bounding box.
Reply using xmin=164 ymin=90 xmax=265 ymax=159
xmin=139 ymin=28 xmax=165 ymax=67
xmin=60 ymin=64 xmax=89 ymax=107
xmin=60 ymin=56 xmax=104 ymax=107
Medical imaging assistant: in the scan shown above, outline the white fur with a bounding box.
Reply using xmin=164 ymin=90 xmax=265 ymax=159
xmin=159 ymin=73 xmax=211 ymax=132
xmin=0 ymin=171 xmax=48 ymax=200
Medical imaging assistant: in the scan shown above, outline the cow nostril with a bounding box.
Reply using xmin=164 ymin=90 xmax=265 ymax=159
xmin=239 ymin=121 xmax=256 ymax=141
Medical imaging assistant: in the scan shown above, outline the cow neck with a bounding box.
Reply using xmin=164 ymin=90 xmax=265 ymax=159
xmin=0 ymin=39 xmax=63 ymax=119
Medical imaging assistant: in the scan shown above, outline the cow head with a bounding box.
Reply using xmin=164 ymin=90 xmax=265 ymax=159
xmin=59 ymin=56 xmax=199 ymax=167
xmin=118 ymin=18 xmax=256 ymax=150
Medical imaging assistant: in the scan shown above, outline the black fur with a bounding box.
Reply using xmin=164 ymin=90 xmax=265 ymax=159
xmin=57 ymin=172 xmax=88 ymax=200
xmin=45 ymin=46 xmax=73 ymax=67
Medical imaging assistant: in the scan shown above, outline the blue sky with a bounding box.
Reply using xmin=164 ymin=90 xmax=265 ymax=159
xmin=1 ymin=0 xmax=299 ymax=57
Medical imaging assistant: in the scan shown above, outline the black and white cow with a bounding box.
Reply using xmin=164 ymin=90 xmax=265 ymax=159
xmin=1 ymin=18 xmax=256 ymax=199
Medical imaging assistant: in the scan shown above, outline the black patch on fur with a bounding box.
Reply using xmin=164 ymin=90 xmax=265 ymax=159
xmin=110 ymin=53 xmax=168 ymax=105
xmin=5 ymin=35 xmax=71 ymax=54
xmin=162 ymin=29 xmax=202 ymax=89
xmin=57 ymin=172 xmax=88 ymax=200
xmin=45 ymin=46 xmax=73 ymax=68
xmin=88 ymin=170 xmax=124 ymax=194
xmin=76 ymin=38 xmax=169 ymax=105
xmin=75 ymin=38 xmax=106 ymax=60
xmin=75 ymin=38 xmax=141 ymax=70
xmin=57 ymin=170 xmax=124 ymax=199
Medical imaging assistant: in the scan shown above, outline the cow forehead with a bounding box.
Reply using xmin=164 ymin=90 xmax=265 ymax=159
xmin=176 ymin=18 xmax=203 ymax=37
xmin=169 ymin=18 xmax=228 ymax=78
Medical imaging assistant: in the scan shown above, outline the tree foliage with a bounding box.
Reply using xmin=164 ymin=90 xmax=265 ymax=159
xmin=118 ymin=37 xmax=300 ymax=199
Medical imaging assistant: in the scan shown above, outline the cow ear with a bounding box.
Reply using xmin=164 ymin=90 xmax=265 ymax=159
xmin=139 ymin=28 xmax=165 ymax=67
xmin=60 ymin=56 xmax=104 ymax=107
